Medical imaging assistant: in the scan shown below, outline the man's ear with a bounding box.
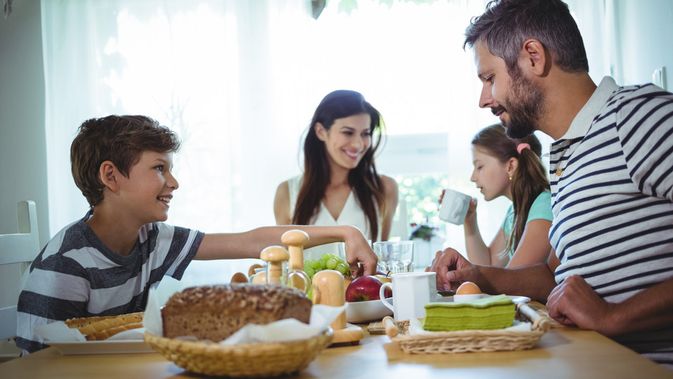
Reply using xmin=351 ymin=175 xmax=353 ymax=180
xmin=520 ymin=39 xmax=549 ymax=77
xmin=99 ymin=160 xmax=120 ymax=191
xmin=314 ymin=122 xmax=328 ymax=142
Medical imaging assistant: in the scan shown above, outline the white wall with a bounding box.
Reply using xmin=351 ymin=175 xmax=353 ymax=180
xmin=0 ymin=0 xmax=46 ymax=341
xmin=613 ymin=0 xmax=673 ymax=90
xmin=0 ymin=0 xmax=48 ymax=244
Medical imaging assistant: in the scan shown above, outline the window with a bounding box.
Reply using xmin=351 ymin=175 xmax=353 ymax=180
xmin=45 ymin=0 xmax=589 ymax=270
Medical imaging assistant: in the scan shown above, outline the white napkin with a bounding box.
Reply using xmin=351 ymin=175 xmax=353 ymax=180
xmin=35 ymin=321 xmax=145 ymax=342
xmin=35 ymin=321 xmax=87 ymax=342
xmin=144 ymin=276 xmax=186 ymax=336
xmin=221 ymin=304 xmax=343 ymax=345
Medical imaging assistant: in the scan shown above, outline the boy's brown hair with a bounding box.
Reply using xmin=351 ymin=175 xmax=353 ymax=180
xmin=70 ymin=115 xmax=180 ymax=206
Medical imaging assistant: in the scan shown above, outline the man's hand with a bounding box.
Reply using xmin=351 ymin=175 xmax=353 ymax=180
xmin=428 ymin=247 xmax=476 ymax=291
xmin=546 ymin=275 xmax=617 ymax=335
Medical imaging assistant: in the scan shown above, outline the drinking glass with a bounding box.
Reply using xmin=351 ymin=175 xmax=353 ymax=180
xmin=373 ymin=241 xmax=414 ymax=274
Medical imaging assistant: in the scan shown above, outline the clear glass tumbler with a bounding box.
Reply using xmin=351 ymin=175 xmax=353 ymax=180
xmin=373 ymin=240 xmax=415 ymax=274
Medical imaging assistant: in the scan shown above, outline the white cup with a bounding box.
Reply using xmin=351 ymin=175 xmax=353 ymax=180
xmin=438 ymin=188 xmax=472 ymax=225
xmin=379 ymin=271 xmax=438 ymax=321
xmin=373 ymin=241 xmax=414 ymax=274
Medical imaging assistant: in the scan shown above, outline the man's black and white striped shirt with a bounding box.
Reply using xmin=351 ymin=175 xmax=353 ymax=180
xmin=549 ymin=77 xmax=673 ymax=368
xmin=15 ymin=213 xmax=203 ymax=353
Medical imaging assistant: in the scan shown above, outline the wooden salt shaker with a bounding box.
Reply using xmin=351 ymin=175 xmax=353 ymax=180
xmin=312 ymin=270 xmax=347 ymax=330
xmin=260 ymin=245 xmax=289 ymax=285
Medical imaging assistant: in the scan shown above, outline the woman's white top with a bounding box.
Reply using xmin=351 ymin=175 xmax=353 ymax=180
xmin=287 ymin=176 xmax=380 ymax=256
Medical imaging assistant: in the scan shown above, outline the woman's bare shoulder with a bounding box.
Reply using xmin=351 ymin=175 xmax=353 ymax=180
xmin=273 ymin=180 xmax=292 ymax=224
xmin=275 ymin=179 xmax=290 ymax=193
xmin=379 ymin=175 xmax=399 ymax=192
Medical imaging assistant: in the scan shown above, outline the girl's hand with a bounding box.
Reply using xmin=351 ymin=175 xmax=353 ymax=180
xmin=464 ymin=198 xmax=478 ymax=225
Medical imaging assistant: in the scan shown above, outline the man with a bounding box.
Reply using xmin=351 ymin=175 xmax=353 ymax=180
xmin=430 ymin=0 xmax=673 ymax=368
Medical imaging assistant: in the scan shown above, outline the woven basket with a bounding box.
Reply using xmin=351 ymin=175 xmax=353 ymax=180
xmin=392 ymin=303 xmax=551 ymax=354
xmin=145 ymin=329 xmax=333 ymax=377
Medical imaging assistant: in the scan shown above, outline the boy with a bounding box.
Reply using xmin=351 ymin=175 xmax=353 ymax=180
xmin=16 ymin=115 xmax=377 ymax=353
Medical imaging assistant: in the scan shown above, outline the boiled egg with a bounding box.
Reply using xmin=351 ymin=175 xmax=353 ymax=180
xmin=454 ymin=281 xmax=485 ymax=303
xmin=456 ymin=281 xmax=482 ymax=295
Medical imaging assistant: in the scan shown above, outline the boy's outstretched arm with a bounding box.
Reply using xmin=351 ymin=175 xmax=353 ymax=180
xmin=196 ymin=225 xmax=377 ymax=275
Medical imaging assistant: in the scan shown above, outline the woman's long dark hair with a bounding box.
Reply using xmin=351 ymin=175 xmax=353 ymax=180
xmin=293 ymin=90 xmax=385 ymax=241
xmin=471 ymin=124 xmax=549 ymax=253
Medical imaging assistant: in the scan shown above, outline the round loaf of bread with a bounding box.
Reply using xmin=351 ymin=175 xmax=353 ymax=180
xmin=161 ymin=284 xmax=312 ymax=341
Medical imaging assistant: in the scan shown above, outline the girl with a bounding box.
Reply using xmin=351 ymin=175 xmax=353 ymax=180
xmin=274 ymin=90 xmax=398 ymax=243
xmin=462 ymin=124 xmax=551 ymax=268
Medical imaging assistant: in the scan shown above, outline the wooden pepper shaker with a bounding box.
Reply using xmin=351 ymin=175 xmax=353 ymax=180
xmin=281 ymin=229 xmax=310 ymax=290
xmin=281 ymin=229 xmax=309 ymax=271
xmin=260 ymin=245 xmax=289 ymax=285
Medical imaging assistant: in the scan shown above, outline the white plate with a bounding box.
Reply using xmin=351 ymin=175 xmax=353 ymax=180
xmin=345 ymin=298 xmax=393 ymax=323
xmin=507 ymin=295 xmax=531 ymax=304
xmin=436 ymin=294 xmax=531 ymax=304
xmin=49 ymin=340 xmax=153 ymax=355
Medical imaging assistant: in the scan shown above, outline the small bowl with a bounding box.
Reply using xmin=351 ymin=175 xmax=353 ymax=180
xmin=345 ymin=298 xmax=393 ymax=323
xmin=453 ymin=293 xmax=487 ymax=303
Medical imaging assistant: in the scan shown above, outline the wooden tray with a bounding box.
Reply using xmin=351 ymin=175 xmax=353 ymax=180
xmin=385 ymin=303 xmax=551 ymax=354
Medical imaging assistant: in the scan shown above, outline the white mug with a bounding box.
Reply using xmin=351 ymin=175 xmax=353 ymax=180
xmin=379 ymin=271 xmax=438 ymax=321
xmin=438 ymin=188 xmax=472 ymax=225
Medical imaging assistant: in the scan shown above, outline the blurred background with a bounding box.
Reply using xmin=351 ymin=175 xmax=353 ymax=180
xmin=2 ymin=0 xmax=672 ymax=281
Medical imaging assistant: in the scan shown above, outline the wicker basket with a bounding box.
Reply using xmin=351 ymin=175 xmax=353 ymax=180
xmin=145 ymin=329 xmax=333 ymax=377
xmin=391 ymin=303 xmax=551 ymax=354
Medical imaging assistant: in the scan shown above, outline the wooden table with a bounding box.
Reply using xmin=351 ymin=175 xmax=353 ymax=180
xmin=2 ymin=327 xmax=671 ymax=379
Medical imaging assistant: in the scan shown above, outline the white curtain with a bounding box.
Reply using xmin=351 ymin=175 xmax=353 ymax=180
xmin=42 ymin=0 xmax=317 ymax=235
xmin=41 ymin=0 xmax=499 ymax=234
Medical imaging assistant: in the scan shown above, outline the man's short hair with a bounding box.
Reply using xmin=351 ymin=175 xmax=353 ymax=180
xmin=464 ymin=0 xmax=589 ymax=75
xmin=70 ymin=115 xmax=180 ymax=206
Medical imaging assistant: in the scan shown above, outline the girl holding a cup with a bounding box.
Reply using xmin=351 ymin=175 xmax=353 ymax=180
xmin=460 ymin=124 xmax=552 ymax=268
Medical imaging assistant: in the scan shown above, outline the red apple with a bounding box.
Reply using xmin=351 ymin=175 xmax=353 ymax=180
xmin=345 ymin=275 xmax=392 ymax=302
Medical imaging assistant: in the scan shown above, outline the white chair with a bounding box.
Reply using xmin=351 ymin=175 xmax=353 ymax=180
xmin=0 ymin=201 xmax=40 ymax=345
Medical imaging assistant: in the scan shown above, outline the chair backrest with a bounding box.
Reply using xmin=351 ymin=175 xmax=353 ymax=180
xmin=0 ymin=201 xmax=40 ymax=340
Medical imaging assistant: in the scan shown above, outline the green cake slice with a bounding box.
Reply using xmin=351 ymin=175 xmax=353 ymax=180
xmin=423 ymin=294 xmax=516 ymax=331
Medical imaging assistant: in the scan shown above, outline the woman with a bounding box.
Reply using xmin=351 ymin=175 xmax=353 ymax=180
xmin=462 ymin=124 xmax=552 ymax=268
xmin=274 ymin=90 xmax=398 ymax=243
